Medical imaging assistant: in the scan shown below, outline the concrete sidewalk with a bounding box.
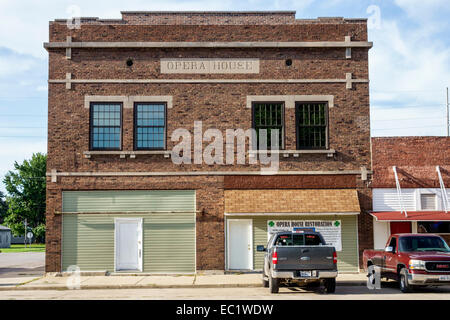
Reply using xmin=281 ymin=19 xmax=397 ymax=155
xmin=0 ymin=273 xmax=368 ymax=291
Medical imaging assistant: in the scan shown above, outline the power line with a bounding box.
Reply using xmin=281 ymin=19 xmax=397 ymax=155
xmin=371 ymin=90 xmax=443 ymax=93
xmin=371 ymin=117 xmax=445 ymax=122
xmin=0 ymin=115 xmax=46 ymax=117
xmin=372 ymin=125 xmax=445 ymax=131
xmin=0 ymin=127 xmax=47 ymax=129
xmin=0 ymin=97 xmax=47 ymax=99
xmin=0 ymin=136 xmax=47 ymax=138
xmin=372 ymin=104 xmax=444 ymax=108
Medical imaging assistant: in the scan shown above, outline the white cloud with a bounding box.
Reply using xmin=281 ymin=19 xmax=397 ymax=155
xmin=394 ymin=0 xmax=450 ymax=20
xmin=370 ymin=19 xmax=450 ymax=95
xmin=36 ymin=85 xmax=48 ymax=92
xmin=273 ymin=0 xmax=315 ymax=10
xmin=369 ymin=12 xmax=450 ymax=137
xmin=0 ymin=0 xmax=237 ymax=58
xmin=0 ymin=0 xmax=449 ymax=144
xmin=0 ymin=48 xmax=43 ymax=77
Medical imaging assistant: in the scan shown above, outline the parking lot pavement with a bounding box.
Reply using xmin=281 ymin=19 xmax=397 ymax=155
xmin=0 ymin=252 xmax=45 ymax=278
xmin=1 ymin=283 xmax=450 ymax=300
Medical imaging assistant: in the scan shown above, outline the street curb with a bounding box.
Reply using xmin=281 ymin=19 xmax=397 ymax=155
xmin=0 ymin=284 xmax=261 ymax=291
xmin=0 ymin=281 xmax=367 ymax=291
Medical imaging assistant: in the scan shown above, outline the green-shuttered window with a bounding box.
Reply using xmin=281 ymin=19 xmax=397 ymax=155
xmin=252 ymin=102 xmax=284 ymax=150
xmin=296 ymin=102 xmax=328 ymax=149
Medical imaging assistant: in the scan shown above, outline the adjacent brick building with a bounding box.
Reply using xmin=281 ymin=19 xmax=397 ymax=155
xmin=45 ymin=11 xmax=373 ymax=274
xmin=371 ymin=137 xmax=450 ymax=248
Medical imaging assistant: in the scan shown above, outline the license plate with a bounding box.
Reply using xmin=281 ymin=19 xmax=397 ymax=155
xmin=439 ymin=275 xmax=450 ymax=281
xmin=300 ymin=271 xmax=312 ymax=277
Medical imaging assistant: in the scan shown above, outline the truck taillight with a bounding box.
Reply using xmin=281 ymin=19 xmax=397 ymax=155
xmin=272 ymin=251 xmax=278 ymax=265
xmin=333 ymin=251 xmax=337 ymax=264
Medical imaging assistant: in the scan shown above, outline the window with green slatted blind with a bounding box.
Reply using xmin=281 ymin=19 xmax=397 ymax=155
xmin=295 ymin=102 xmax=328 ymax=149
xmin=252 ymin=102 xmax=284 ymax=150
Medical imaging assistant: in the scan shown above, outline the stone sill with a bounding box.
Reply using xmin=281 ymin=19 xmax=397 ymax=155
xmin=83 ymin=150 xmax=170 ymax=159
xmin=249 ymin=149 xmax=336 ymax=158
xmin=84 ymin=149 xmax=336 ymax=159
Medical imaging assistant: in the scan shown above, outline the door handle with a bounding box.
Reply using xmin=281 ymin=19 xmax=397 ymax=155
xmin=139 ymin=249 xmax=142 ymax=258
xmin=300 ymin=256 xmax=310 ymax=261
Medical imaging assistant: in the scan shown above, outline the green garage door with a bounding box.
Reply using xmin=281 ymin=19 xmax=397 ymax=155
xmin=62 ymin=190 xmax=196 ymax=274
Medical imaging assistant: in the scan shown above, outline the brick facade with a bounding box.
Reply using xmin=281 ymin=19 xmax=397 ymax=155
xmin=225 ymin=189 xmax=360 ymax=213
xmin=372 ymin=137 xmax=450 ymax=188
xmin=45 ymin=11 xmax=373 ymax=272
xmin=371 ymin=137 xmax=450 ymax=247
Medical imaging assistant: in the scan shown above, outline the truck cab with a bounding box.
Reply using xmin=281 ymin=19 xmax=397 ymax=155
xmin=363 ymin=234 xmax=450 ymax=292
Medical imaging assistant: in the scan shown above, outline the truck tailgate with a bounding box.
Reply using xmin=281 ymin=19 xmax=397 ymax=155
xmin=275 ymin=246 xmax=335 ymax=270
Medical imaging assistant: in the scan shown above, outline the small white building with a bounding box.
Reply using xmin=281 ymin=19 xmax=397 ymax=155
xmin=371 ymin=137 xmax=450 ymax=249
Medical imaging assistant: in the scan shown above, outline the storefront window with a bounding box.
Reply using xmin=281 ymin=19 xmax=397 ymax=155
xmin=418 ymin=221 xmax=450 ymax=234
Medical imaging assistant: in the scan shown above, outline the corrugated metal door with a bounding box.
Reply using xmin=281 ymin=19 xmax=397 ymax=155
xmin=62 ymin=190 xmax=196 ymax=273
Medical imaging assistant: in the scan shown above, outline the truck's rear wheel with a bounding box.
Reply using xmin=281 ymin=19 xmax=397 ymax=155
xmin=269 ymin=273 xmax=279 ymax=293
xmin=262 ymin=272 xmax=269 ymax=288
xmin=324 ymin=278 xmax=336 ymax=294
xmin=399 ymin=268 xmax=413 ymax=293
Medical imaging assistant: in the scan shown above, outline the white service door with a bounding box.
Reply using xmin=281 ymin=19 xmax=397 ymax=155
xmin=228 ymin=219 xmax=252 ymax=270
xmin=115 ymin=219 xmax=142 ymax=271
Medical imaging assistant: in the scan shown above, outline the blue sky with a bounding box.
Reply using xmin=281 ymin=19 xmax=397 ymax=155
xmin=0 ymin=0 xmax=449 ymax=192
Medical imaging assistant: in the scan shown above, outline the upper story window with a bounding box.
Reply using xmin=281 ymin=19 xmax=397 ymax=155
xmin=295 ymin=102 xmax=328 ymax=149
xmin=90 ymin=103 xmax=122 ymax=150
xmin=252 ymin=102 xmax=284 ymax=150
xmin=421 ymin=194 xmax=437 ymax=210
xmin=134 ymin=103 xmax=166 ymax=150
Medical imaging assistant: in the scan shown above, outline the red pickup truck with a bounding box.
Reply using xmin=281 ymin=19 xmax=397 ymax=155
xmin=363 ymin=233 xmax=450 ymax=292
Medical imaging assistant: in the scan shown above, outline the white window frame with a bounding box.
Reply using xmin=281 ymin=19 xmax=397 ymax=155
xmin=419 ymin=193 xmax=438 ymax=211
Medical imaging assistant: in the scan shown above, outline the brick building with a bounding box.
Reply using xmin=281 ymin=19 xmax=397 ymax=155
xmin=371 ymin=137 xmax=450 ymax=248
xmin=44 ymin=11 xmax=373 ymax=274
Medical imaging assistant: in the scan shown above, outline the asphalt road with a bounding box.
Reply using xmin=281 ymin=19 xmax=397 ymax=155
xmin=0 ymin=252 xmax=45 ymax=278
xmin=1 ymin=283 xmax=450 ymax=300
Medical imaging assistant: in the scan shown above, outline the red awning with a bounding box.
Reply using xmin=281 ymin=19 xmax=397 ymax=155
xmin=370 ymin=211 xmax=450 ymax=221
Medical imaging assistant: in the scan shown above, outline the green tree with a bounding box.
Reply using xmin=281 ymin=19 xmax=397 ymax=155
xmin=3 ymin=153 xmax=46 ymax=242
xmin=0 ymin=191 xmax=7 ymax=224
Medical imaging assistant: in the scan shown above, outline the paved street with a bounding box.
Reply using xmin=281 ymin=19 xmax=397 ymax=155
xmin=1 ymin=283 xmax=450 ymax=300
xmin=0 ymin=253 xmax=45 ymax=278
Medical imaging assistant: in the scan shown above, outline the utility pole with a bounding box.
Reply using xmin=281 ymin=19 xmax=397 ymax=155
xmin=24 ymin=218 xmax=27 ymax=249
xmin=447 ymin=87 xmax=449 ymax=137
